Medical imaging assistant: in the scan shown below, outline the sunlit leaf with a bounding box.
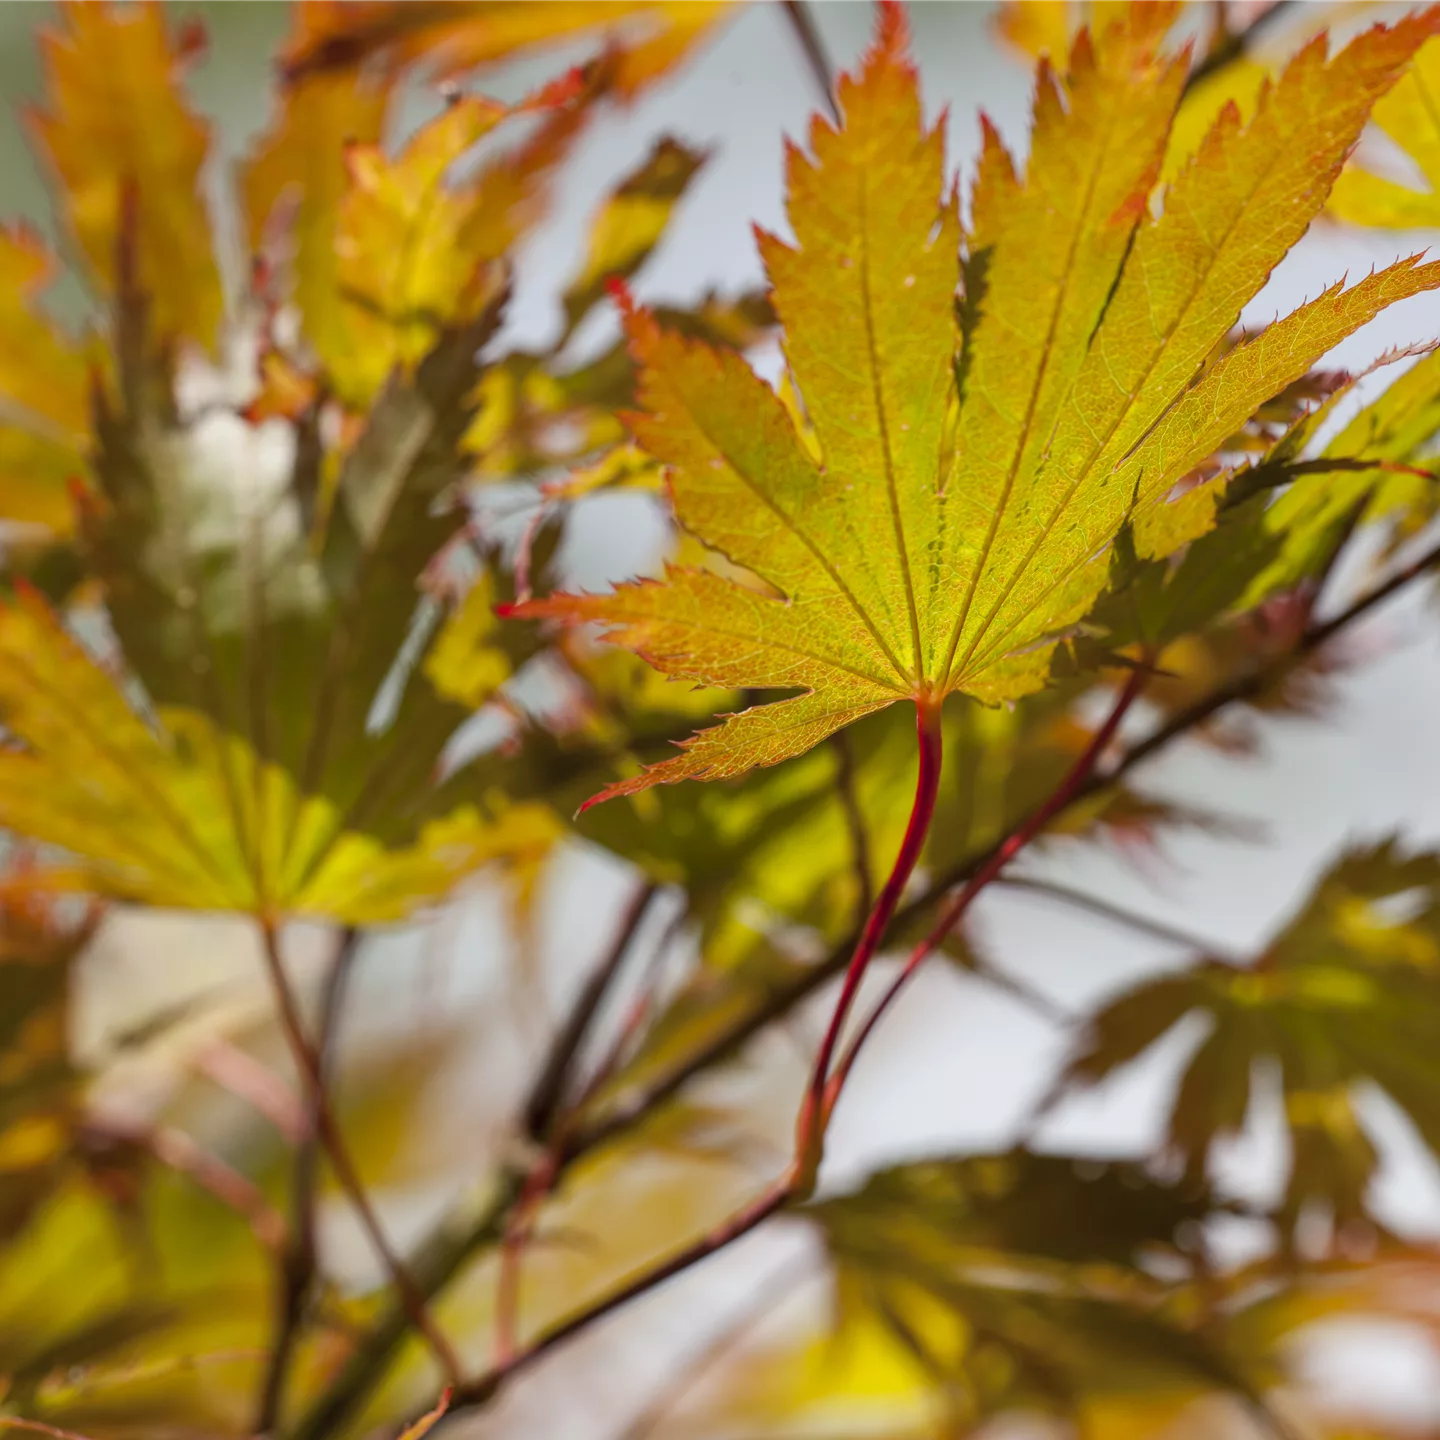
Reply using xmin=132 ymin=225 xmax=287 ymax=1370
xmin=281 ymin=0 xmax=733 ymax=98
xmin=560 ymin=136 xmax=708 ymax=339
xmin=1331 ymin=34 xmax=1440 ymax=229
xmin=511 ymin=7 xmax=1440 ymax=804
xmin=241 ymin=67 xmax=392 ymax=372
xmin=29 ymin=1 xmax=222 ymax=351
xmin=0 ymin=588 xmax=554 ymax=924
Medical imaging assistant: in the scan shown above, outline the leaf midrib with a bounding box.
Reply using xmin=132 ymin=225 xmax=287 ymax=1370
xmin=856 ymin=168 xmax=925 ymax=689
xmin=682 ymin=389 xmax=914 ymax=689
xmin=936 ymin=81 xmax=1124 ymax=692
xmin=954 ymin=82 xmax=1301 ymax=683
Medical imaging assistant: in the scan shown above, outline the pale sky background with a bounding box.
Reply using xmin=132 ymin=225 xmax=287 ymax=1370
xmin=5 ymin=1 xmax=1440 ymax=1434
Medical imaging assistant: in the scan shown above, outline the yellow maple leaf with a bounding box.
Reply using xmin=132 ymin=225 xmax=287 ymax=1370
xmin=242 ymin=67 xmax=392 ymax=375
xmin=510 ymin=4 xmax=1440 ymax=805
xmin=28 ymin=0 xmax=222 ymax=351
xmin=281 ymin=0 xmax=732 ymax=99
xmin=1331 ymin=33 xmax=1440 ymax=228
xmin=0 ymin=588 xmax=555 ymax=925
xmin=0 ymin=226 xmax=90 ymax=535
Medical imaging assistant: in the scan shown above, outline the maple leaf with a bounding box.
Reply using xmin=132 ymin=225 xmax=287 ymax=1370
xmin=701 ymin=1151 xmax=1275 ymax=1434
xmin=510 ymin=4 xmax=1440 ymax=806
xmin=994 ymin=0 xmax=1091 ymax=61
xmin=28 ymin=1 xmax=222 ymax=352
xmin=0 ymin=876 xmax=95 ymax=1242
xmin=281 ymin=0 xmax=732 ymax=99
xmin=1331 ymin=34 xmax=1440 ymax=229
xmin=559 ymin=136 xmax=709 ymax=343
xmin=0 ymin=225 xmax=91 ymax=535
xmin=241 ymin=65 xmax=392 ymax=381
xmin=1053 ymin=841 xmax=1440 ymax=1239
xmin=0 ymin=588 xmax=555 ymax=925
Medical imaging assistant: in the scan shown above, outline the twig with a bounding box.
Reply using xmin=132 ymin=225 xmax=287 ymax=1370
xmin=822 ymin=664 xmax=1149 ymax=1113
xmin=992 ymin=874 xmax=1238 ymax=960
xmin=1184 ymin=0 xmax=1293 ymax=94
xmin=795 ymin=701 xmax=944 ymax=1177
xmin=449 ymin=1177 xmax=797 ymax=1414
xmin=82 ymin=1117 xmax=286 ymax=1255
xmin=572 ymin=900 xmax=690 ymax=1113
xmin=780 ymin=0 xmax=839 ymax=125
xmin=294 ymin=540 xmax=1440 ymax=1440
xmin=256 ymin=920 xmax=462 ymax=1395
xmin=255 ymin=927 xmax=361 ymax=1434
xmin=612 ymin=1254 xmax=816 ymax=1440
xmin=0 ymin=1421 xmax=106 ymax=1440
xmin=524 ymin=881 xmax=660 ymax=1143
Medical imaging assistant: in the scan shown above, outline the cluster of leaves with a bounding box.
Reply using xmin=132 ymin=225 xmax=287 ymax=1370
xmin=7 ymin=3 xmax=1440 ymax=1440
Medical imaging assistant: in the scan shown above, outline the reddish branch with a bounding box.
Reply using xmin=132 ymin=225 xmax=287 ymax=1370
xmin=498 ymin=880 xmax=662 ymax=1364
xmin=796 ymin=700 xmax=944 ymax=1174
xmin=824 ymin=662 xmax=1150 ymax=1108
xmin=295 ymin=538 xmax=1440 ymax=1440
xmin=256 ymin=927 xmax=360 ymax=1433
xmin=780 ymin=0 xmax=840 ymax=124
xmin=256 ymin=920 xmax=462 ymax=1411
xmin=443 ymin=665 xmax=1145 ymax=1419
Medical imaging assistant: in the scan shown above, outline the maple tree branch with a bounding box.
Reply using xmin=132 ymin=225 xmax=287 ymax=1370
xmin=83 ymin=1116 xmax=286 ymax=1256
xmin=256 ymin=926 xmax=360 ymax=1435
xmin=991 ymin=874 xmax=1238 ymax=960
xmin=823 ymin=664 xmax=1149 ymax=1111
xmin=1185 ymin=0 xmax=1293 ymax=94
xmin=446 ymin=1175 xmax=797 ymax=1417
xmin=611 ymin=1253 xmax=815 ymax=1440
xmin=255 ymin=920 xmax=463 ymax=1399
xmin=296 ymin=538 xmax=1440 ymax=1440
xmin=796 ymin=701 xmax=944 ymax=1173
xmin=524 ymin=880 xmax=660 ymax=1143
xmin=780 ymin=0 xmax=839 ymax=125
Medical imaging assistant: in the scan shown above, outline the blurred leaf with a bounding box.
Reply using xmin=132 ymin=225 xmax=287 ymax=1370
xmin=29 ymin=1 xmax=222 ymax=351
xmin=992 ymin=0 xmax=1171 ymax=63
xmin=281 ymin=0 xmax=733 ymax=98
xmin=241 ymin=68 xmax=392 ymax=372
xmin=704 ymin=1151 xmax=1272 ymax=1434
xmin=560 ymin=136 xmax=708 ymax=339
xmin=1058 ymin=840 xmax=1440 ymax=1238
xmin=1331 ymin=34 xmax=1440 ymax=228
xmin=0 ymin=588 xmax=554 ymax=923
xmin=0 ymin=879 xmax=95 ymax=1242
xmin=0 ymin=225 xmax=90 ymax=536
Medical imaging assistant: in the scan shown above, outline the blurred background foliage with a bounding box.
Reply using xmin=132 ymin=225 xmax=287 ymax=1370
xmin=4 ymin=4 xmax=1440 ymax=1440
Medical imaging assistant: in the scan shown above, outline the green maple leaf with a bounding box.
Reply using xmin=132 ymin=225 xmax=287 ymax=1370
xmin=511 ymin=3 xmax=1440 ymax=806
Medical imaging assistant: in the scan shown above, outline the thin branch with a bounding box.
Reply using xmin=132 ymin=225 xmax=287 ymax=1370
xmin=573 ymin=901 xmax=691 ymax=1113
xmin=295 ymin=541 xmax=1440 ymax=1440
xmin=256 ymin=920 xmax=462 ymax=1393
xmin=449 ymin=1176 xmax=797 ymax=1415
xmin=524 ymin=881 xmax=660 ymax=1143
xmin=992 ymin=874 xmax=1238 ymax=960
xmin=823 ymin=663 xmax=1149 ymax=1112
xmin=1184 ymin=0 xmax=1293 ymax=95
xmin=83 ymin=1117 xmax=286 ymax=1255
xmin=781 ymin=0 xmax=839 ymax=125
xmin=0 ymin=1421 xmax=106 ymax=1440
xmin=255 ymin=927 xmax=361 ymax=1435
xmin=612 ymin=1254 xmax=816 ymax=1440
